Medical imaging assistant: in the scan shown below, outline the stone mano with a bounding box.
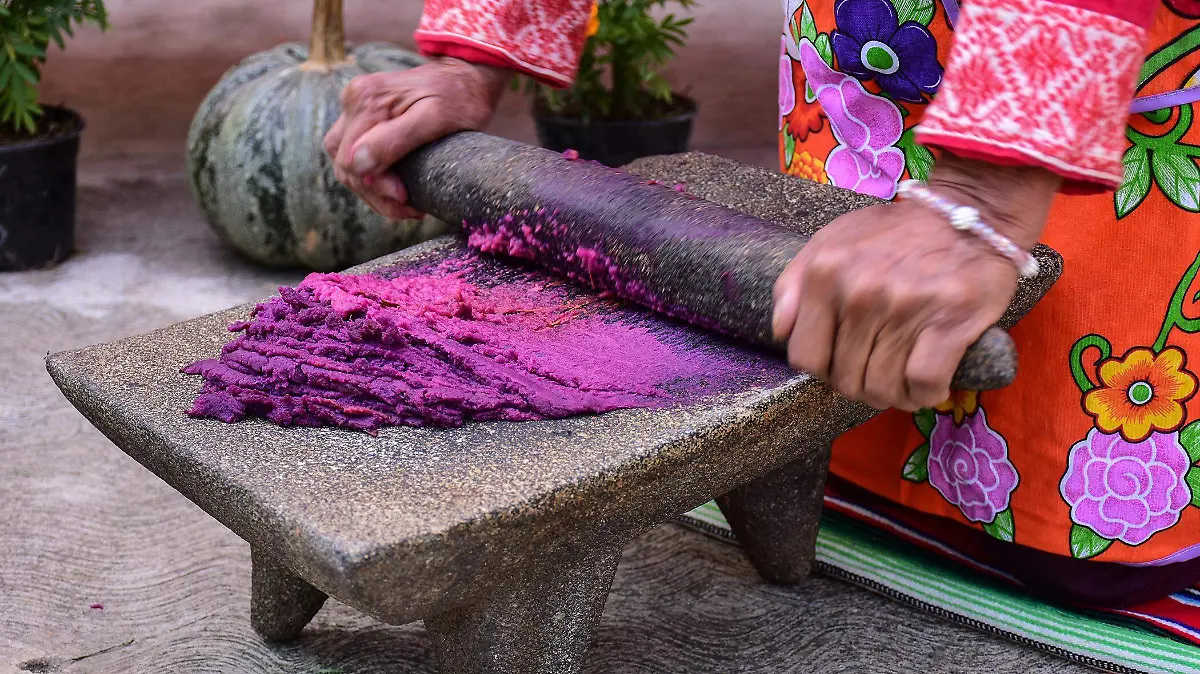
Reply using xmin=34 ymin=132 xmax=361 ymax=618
xmin=44 ymin=153 xmax=1061 ymax=674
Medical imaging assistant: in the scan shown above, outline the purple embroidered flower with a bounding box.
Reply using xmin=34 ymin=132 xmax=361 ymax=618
xmin=831 ymin=0 xmax=943 ymax=103
xmin=1060 ymin=428 xmax=1192 ymax=546
xmin=780 ymin=35 xmax=796 ymax=128
xmin=928 ymin=408 xmax=1019 ymax=524
xmin=798 ymin=39 xmax=904 ymax=199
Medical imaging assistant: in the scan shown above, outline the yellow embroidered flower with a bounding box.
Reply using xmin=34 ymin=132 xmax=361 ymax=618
xmin=934 ymin=390 xmax=978 ymax=425
xmin=586 ymin=2 xmax=600 ymax=37
xmin=786 ymin=150 xmax=829 ymax=184
xmin=1084 ymin=346 xmax=1197 ymax=442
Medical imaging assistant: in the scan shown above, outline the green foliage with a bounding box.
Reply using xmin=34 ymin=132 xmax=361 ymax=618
xmin=0 ymin=0 xmax=107 ymax=134
xmin=527 ymin=0 xmax=695 ymax=121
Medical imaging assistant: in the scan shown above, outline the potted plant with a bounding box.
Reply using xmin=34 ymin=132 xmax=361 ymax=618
xmin=526 ymin=0 xmax=697 ymax=167
xmin=0 ymin=0 xmax=107 ymax=271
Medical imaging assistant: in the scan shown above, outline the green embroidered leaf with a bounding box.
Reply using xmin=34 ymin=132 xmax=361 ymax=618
xmin=982 ymin=509 xmax=1015 ymax=543
xmin=1069 ymin=523 xmax=1114 ymax=560
xmin=900 ymin=132 xmax=935 ymax=181
xmin=1188 ymin=466 xmax=1200 ymax=508
xmin=914 ymin=408 xmax=936 ymax=438
xmin=1152 ymin=150 xmax=1200 ymax=212
xmin=1115 ymin=145 xmax=1151 ymax=219
xmin=800 ymin=3 xmax=818 ymax=42
xmin=1143 ymin=108 xmax=1173 ymax=124
xmin=890 ymin=0 xmax=935 ymax=25
xmin=805 ymin=83 xmax=816 ymax=104
xmin=1182 ymin=422 xmax=1200 ymax=463
xmin=783 ymin=130 xmax=796 ymax=168
xmin=902 ymin=443 xmax=930 ymax=482
xmin=815 ymin=33 xmax=833 ymax=68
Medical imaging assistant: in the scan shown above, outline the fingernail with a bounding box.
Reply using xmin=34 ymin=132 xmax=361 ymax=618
xmin=352 ymin=146 xmax=377 ymax=174
xmin=772 ymin=287 xmax=798 ymax=339
xmin=379 ymin=177 xmax=406 ymax=202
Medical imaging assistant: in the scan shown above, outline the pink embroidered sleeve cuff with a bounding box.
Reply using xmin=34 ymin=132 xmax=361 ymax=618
xmin=415 ymin=0 xmax=593 ymax=88
xmin=915 ymin=0 xmax=1152 ymax=193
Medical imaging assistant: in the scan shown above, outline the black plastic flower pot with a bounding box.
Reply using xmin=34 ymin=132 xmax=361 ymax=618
xmin=0 ymin=106 xmax=85 ymax=271
xmin=534 ymin=95 xmax=697 ymax=167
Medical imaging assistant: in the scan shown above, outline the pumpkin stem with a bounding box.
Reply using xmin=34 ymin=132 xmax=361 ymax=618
xmin=307 ymin=0 xmax=347 ymax=67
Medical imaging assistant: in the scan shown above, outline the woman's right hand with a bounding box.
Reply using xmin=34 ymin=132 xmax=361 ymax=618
xmin=324 ymin=57 xmax=511 ymax=221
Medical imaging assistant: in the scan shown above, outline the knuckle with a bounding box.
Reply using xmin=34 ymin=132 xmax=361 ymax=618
xmin=343 ymin=74 xmax=400 ymax=111
xmin=907 ymin=369 xmax=950 ymax=400
xmin=804 ymin=249 xmax=845 ymax=284
xmin=936 ymin=283 xmax=979 ymax=313
xmin=843 ymin=274 xmax=884 ymax=313
xmin=422 ymin=96 xmax=449 ymax=119
xmin=342 ymin=76 xmax=372 ymax=103
xmin=879 ymin=277 xmax=918 ymax=311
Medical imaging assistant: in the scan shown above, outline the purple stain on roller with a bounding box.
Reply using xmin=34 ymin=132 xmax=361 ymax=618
xmin=720 ymin=271 xmax=742 ymax=304
xmin=464 ymin=210 xmax=729 ymax=334
xmin=183 ymin=253 xmax=788 ymax=432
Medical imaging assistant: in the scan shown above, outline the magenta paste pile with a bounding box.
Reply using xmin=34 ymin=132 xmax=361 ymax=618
xmin=183 ymin=252 xmax=788 ymax=433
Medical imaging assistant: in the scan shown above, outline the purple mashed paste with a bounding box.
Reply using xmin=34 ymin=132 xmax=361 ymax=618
xmin=465 ymin=209 xmax=727 ymax=335
xmin=183 ymin=253 xmax=787 ymax=432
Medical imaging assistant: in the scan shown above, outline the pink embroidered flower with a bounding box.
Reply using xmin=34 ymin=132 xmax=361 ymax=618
xmin=825 ymin=148 xmax=906 ymax=201
xmin=927 ymin=408 xmax=1019 ymax=524
xmin=798 ymin=39 xmax=905 ymax=199
xmin=1060 ymin=428 xmax=1192 ymax=546
xmin=780 ymin=36 xmax=796 ymax=129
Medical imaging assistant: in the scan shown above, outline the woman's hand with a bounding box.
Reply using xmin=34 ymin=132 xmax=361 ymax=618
xmin=323 ymin=57 xmax=511 ymax=221
xmin=771 ymin=154 xmax=1061 ymax=411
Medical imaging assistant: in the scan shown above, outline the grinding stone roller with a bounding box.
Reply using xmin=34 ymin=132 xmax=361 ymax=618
xmin=392 ymin=131 xmax=1018 ymax=392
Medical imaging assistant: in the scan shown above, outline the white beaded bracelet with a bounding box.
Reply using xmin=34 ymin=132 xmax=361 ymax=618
xmin=897 ymin=179 xmax=1040 ymax=279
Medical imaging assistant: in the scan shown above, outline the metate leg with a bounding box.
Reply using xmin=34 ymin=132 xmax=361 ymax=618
xmin=717 ymin=438 xmax=833 ymax=585
xmin=249 ymin=550 xmax=329 ymax=642
xmin=424 ymin=547 xmax=623 ymax=674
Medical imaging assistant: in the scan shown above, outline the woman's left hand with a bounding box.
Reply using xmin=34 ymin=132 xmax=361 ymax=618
xmin=771 ymin=154 xmax=1060 ymax=411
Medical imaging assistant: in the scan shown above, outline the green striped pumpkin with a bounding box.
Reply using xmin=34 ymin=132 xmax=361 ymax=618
xmin=186 ymin=4 xmax=442 ymax=270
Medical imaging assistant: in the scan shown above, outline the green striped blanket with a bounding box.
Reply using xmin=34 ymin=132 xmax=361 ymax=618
xmin=682 ymin=502 xmax=1200 ymax=674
